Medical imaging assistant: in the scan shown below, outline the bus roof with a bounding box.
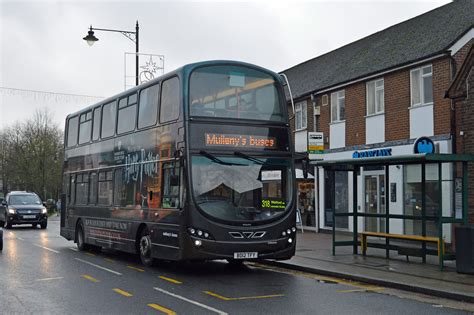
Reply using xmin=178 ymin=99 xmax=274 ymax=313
xmin=66 ymin=60 xmax=282 ymax=120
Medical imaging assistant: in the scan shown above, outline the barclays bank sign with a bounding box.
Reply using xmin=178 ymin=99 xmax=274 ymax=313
xmin=352 ymin=148 xmax=392 ymax=159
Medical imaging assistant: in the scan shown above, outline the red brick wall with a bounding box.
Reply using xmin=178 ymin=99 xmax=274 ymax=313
xmin=453 ymin=39 xmax=473 ymax=72
xmin=345 ymin=82 xmax=366 ymax=146
xmin=384 ymin=69 xmax=411 ymax=141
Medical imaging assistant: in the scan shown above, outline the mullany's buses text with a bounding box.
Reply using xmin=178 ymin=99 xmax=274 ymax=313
xmin=205 ymin=133 xmax=277 ymax=148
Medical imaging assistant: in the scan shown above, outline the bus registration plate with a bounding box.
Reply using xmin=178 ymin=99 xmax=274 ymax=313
xmin=233 ymin=252 xmax=258 ymax=259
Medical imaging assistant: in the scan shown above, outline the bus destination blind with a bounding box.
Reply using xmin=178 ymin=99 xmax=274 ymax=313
xmin=205 ymin=133 xmax=277 ymax=149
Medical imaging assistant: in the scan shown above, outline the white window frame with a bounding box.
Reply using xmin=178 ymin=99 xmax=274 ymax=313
xmin=366 ymin=79 xmax=384 ymax=116
xmin=410 ymin=64 xmax=433 ymax=107
xmin=331 ymin=90 xmax=345 ymax=123
xmin=295 ymin=101 xmax=307 ymax=131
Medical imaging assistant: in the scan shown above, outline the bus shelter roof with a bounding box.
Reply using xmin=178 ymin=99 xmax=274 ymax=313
xmin=310 ymin=153 xmax=474 ymax=170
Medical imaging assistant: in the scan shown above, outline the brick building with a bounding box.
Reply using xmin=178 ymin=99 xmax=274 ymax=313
xmin=447 ymin=46 xmax=474 ymax=224
xmin=282 ymin=0 xmax=474 ymax=237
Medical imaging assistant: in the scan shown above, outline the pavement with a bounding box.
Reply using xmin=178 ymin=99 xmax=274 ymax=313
xmin=264 ymin=230 xmax=474 ymax=303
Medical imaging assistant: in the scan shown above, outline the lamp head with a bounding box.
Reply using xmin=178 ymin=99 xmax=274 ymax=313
xmin=83 ymin=26 xmax=98 ymax=46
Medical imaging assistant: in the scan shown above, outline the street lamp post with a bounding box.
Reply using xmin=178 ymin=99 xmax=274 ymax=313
xmin=83 ymin=21 xmax=140 ymax=86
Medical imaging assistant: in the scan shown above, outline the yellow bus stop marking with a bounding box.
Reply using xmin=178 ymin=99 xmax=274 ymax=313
xmin=204 ymin=291 xmax=284 ymax=301
xmin=159 ymin=276 xmax=182 ymax=284
xmin=104 ymin=258 xmax=115 ymax=263
xmin=148 ymin=303 xmax=177 ymax=315
xmin=337 ymin=287 xmax=385 ymax=293
xmin=127 ymin=265 xmax=145 ymax=272
xmin=85 ymin=252 xmax=96 ymax=257
xmin=81 ymin=274 xmax=100 ymax=283
xmin=113 ymin=288 xmax=133 ymax=297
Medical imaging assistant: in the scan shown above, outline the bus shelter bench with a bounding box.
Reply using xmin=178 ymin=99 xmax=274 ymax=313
xmin=360 ymin=231 xmax=444 ymax=261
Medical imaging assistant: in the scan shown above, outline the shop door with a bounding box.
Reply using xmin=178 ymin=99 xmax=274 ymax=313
xmin=364 ymin=173 xmax=385 ymax=233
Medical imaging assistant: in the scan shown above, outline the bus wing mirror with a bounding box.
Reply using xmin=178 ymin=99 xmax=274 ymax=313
xmin=302 ymin=158 xmax=309 ymax=179
xmin=170 ymin=175 xmax=179 ymax=186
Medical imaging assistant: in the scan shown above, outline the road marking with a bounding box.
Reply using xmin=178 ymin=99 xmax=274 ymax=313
xmin=337 ymin=287 xmax=385 ymax=293
xmin=113 ymin=288 xmax=133 ymax=297
xmin=69 ymin=247 xmax=79 ymax=252
xmin=153 ymin=287 xmax=227 ymax=315
xmin=127 ymin=265 xmax=145 ymax=272
xmin=204 ymin=291 xmax=284 ymax=301
xmin=34 ymin=244 xmax=60 ymax=253
xmin=36 ymin=277 xmax=64 ymax=282
xmin=104 ymin=258 xmax=115 ymax=263
xmin=81 ymin=274 xmax=100 ymax=283
xmin=17 ymin=237 xmax=24 ymax=241
xmin=85 ymin=252 xmax=96 ymax=257
xmin=159 ymin=276 xmax=182 ymax=284
xmin=250 ymin=262 xmax=383 ymax=291
xmin=148 ymin=303 xmax=177 ymax=315
xmin=75 ymin=258 xmax=122 ymax=276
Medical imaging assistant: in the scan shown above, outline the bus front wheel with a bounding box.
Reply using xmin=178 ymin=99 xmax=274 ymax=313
xmin=138 ymin=228 xmax=154 ymax=267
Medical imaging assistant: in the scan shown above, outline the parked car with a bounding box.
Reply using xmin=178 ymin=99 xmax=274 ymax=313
xmin=0 ymin=191 xmax=48 ymax=229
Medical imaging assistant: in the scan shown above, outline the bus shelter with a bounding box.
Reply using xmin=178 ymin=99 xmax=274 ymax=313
xmin=311 ymin=153 xmax=474 ymax=270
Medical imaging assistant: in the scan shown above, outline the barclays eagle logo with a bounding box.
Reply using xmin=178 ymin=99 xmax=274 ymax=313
xmin=414 ymin=137 xmax=435 ymax=154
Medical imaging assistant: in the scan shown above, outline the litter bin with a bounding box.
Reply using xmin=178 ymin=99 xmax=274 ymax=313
xmin=455 ymin=225 xmax=474 ymax=274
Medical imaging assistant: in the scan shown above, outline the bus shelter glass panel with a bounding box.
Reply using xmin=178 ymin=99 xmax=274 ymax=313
xmin=404 ymin=164 xmax=440 ymax=237
xmin=189 ymin=65 xmax=285 ymax=122
xmin=191 ymin=155 xmax=292 ymax=223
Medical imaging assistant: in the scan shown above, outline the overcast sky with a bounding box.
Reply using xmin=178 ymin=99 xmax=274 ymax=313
xmin=0 ymin=0 xmax=451 ymax=129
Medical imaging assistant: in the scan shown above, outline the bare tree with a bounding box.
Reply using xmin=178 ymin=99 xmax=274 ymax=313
xmin=1 ymin=108 xmax=64 ymax=200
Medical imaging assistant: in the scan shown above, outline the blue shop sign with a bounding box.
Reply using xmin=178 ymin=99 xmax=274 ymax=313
xmin=413 ymin=137 xmax=435 ymax=154
xmin=352 ymin=148 xmax=392 ymax=159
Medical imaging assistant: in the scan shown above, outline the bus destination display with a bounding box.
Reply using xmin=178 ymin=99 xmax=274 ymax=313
xmin=205 ymin=133 xmax=277 ymax=149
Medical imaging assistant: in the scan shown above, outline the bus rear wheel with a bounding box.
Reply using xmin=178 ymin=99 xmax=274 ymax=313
xmin=138 ymin=228 xmax=154 ymax=267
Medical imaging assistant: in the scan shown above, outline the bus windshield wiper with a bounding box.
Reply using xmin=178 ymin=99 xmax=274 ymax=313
xmin=234 ymin=151 xmax=265 ymax=165
xmin=199 ymin=150 xmax=244 ymax=166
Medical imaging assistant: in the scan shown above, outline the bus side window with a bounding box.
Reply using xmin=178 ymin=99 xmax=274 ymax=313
xmin=138 ymin=83 xmax=160 ymax=129
xmin=160 ymin=77 xmax=180 ymax=123
xmin=161 ymin=162 xmax=180 ymax=209
xmin=89 ymin=172 xmax=98 ymax=205
xmin=69 ymin=175 xmax=76 ymax=205
xmin=101 ymin=101 xmax=117 ymax=138
xmin=92 ymin=107 xmax=101 ymax=141
xmin=98 ymin=171 xmax=113 ymax=205
xmin=67 ymin=116 xmax=78 ymax=147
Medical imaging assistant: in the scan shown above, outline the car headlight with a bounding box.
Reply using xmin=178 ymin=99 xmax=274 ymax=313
xmin=8 ymin=207 xmax=16 ymax=214
xmin=41 ymin=207 xmax=47 ymax=214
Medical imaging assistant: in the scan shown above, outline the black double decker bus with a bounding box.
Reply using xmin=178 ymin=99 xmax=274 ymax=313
xmin=60 ymin=60 xmax=296 ymax=265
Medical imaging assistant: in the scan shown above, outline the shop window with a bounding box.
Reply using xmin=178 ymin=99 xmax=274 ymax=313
xmin=324 ymin=171 xmax=348 ymax=228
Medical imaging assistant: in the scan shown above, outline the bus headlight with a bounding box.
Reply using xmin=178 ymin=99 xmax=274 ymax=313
xmin=288 ymin=238 xmax=293 ymax=244
xmin=194 ymin=240 xmax=202 ymax=247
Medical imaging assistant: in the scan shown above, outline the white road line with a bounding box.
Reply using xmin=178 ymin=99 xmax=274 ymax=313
xmin=34 ymin=244 xmax=60 ymax=253
xmin=17 ymin=237 xmax=24 ymax=241
xmin=69 ymin=247 xmax=79 ymax=252
xmin=36 ymin=277 xmax=64 ymax=282
xmin=153 ymin=287 xmax=228 ymax=315
xmin=74 ymin=258 xmax=122 ymax=276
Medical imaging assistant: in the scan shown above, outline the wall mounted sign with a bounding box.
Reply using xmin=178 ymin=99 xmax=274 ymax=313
xmin=352 ymin=148 xmax=392 ymax=159
xmin=308 ymin=132 xmax=324 ymax=154
xmin=413 ymin=137 xmax=435 ymax=154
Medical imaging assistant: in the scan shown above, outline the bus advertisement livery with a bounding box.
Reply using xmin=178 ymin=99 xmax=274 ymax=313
xmin=60 ymin=61 xmax=296 ymax=266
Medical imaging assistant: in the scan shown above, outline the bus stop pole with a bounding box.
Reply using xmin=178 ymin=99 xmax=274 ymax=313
xmin=438 ymin=162 xmax=444 ymax=270
xmin=353 ymin=167 xmax=358 ymax=254
xmin=385 ymin=164 xmax=390 ymax=259
xmin=421 ymin=162 xmax=427 ymax=263
xmin=332 ymin=169 xmax=336 ymax=256
xmin=462 ymin=162 xmax=468 ymax=226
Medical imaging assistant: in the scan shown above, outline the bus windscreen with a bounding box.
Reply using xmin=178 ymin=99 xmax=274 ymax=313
xmin=189 ymin=65 xmax=285 ymax=122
